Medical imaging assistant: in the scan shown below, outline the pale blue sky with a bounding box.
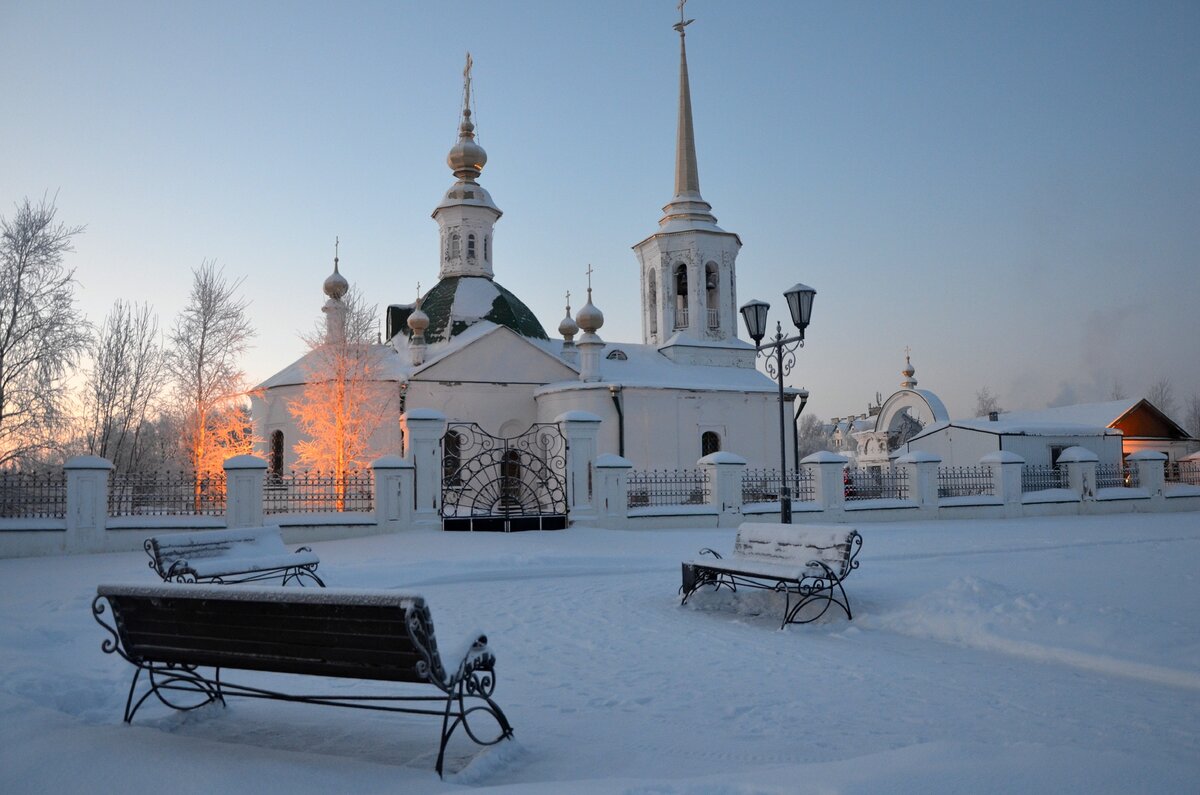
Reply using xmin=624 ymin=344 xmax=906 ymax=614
xmin=3 ymin=0 xmax=1198 ymax=423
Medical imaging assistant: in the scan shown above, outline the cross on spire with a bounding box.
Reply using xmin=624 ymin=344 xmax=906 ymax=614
xmin=674 ymin=0 xmax=693 ymax=34
xmin=586 ymin=264 xmax=594 ymax=290
xmin=565 ymin=289 xmax=572 ymax=312
xmin=334 ymin=236 xmax=340 ymax=270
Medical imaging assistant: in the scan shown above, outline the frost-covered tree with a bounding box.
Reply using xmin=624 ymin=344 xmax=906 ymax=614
xmin=975 ymin=387 xmax=1003 ymax=417
xmin=82 ymin=300 xmax=165 ymax=470
xmin=287 ymin=286 xmax=390 ymax=507
xmin=0 ymin=196 xmax=91 ymax=467
xmin=796 ymin=413 xmax=831 ymax=459
xmin=165 ymin=261 xmax=257 ymax=478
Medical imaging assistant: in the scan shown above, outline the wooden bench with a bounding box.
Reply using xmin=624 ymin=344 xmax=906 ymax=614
xmin=93 ymin=583 xmax=514 ymax=777
xmin=144 ymin=526 xmax=325 ymax=586
xmin=680 ymin=523 xmax=863 ymax=629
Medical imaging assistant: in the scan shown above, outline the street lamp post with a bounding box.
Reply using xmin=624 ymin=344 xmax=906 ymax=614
xmin=740 ymin=283 xmax=816 ymax=524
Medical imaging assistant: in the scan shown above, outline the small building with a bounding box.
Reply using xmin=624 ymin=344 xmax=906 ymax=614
xmin=901 ymin=417 xmax=1124 ymax=468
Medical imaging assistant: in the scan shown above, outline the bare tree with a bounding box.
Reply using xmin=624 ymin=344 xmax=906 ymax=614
xmin=1146 ymin=377 xmax=1176 ymax=418
xmin=975 ymin=387 xmax=1003 ymax=417
xmin=0 ymin=196 xmax=91 ymax=467
xmin=1184 ymin=394 xmax=1200 ymax=440
xmin=1109 ymin=378 xmax=1127 ymax=401
xmin=81 ymin=300 xmax=165 ymax=470
xmin=165 ymin=261 xmax=257 ymax=476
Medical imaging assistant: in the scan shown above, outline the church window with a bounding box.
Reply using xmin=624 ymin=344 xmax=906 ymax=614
xmin=606 ymin=349 xmax=627 ymax=360
xmin=450 ymin=233 xmax=461 ymax=258
xmin=268 ymin=430 xmax=284 ymax=480
xmin=705 ymin=263 xmax=719 ymax=329
xmin=484 ymin=235 xmax=489 ymax=261
xmin=673 ymin=264 xmax=689 ymax=329
xmin=467 ymin=234 xmax=476 ymax=259
xmin=648 ymin=271 xmax=658 ymax=335
xmin=701 ymin=431 xmax=721 ymax=456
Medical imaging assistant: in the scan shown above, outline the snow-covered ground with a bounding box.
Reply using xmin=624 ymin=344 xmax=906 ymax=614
xmin=2 ymin=513 xmax=1198 ymax=794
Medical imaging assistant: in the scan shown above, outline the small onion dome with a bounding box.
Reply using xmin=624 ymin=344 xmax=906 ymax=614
xmin=900 ymin=354 xmax=917 ymax=387
xmin=407 ymin=303 xmax=430 ymax=336
xmin=323 ymin=265 xmax=349 ymax=300
xmin=576 ymin=289 xmax=604 ymax=334
xmin=558 ymin=310 xmax=579 ymax=339
xmin=447 ymin=109 xmax=487 ymax=182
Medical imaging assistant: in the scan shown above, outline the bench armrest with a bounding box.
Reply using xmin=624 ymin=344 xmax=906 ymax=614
xmin=698 ymin=547 xmax=723 ymax=559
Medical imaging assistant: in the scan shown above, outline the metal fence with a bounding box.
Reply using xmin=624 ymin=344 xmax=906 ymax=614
xmin=627 ymin=468 xmax=710 ymax=508
xmin=1095 ymin=463 xmax=1138 ymax=489
xmin=1021 ymin=465 xmax=1066 ymax=492
xmin=108 ymin=471 xmax=227 ymax=517
xmin=0 ymin=470 xmax=68 ymax=519
xmin=844 ymin=467 xmax=909 ymax=501
xmin=937 ymin=466 xmax=995 ymax=498
xmin=263 ymin=470 xmax=375 ymax=514
xmin=1165 ymin=462 xmax=1200 ymax=486
xmin=741 ymin=468 xmax=815 ymax=504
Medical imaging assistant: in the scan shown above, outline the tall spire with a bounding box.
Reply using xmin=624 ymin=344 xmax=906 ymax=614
xmin=447 ymin=52 xmax=487 ymax=182
xmin=659 ymin=2 xmax=718 ymax=229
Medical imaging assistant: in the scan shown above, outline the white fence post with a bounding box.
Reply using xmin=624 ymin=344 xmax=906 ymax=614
xmin=896 ymin=451 xmax=940 ymax=515
xmin=982 ymin=450 xmax=1025 ymax=518
xmin=802 ymin=451 xmax=847 ymax=518
xmin=372 ymin=455 xmax=415 ymax=532
xmin=224 ymin=455 xmax=267 ymax=529
xmin=64 ymin=455 xmax=113 ymax=553
xmin=699 ymin=451 xmax=747 ymax=527
xmin=1059 ymin=446 xmax=1099 ymax=501
xmin=1127 ymin=450 xmax=1166 ymax=501
xmin=402 ymin=409 xmax=447 ymax=529
xmin=594 ymin=454 xmax=633 ymax=528
xmin=557 ymin=411 xmax=602 ymax=525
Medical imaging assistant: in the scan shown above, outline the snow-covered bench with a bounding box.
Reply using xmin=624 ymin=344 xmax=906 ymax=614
xmin=680 ymin=523 xmax=863 ymax=629
xmin=143 ymin=526 xmax=324 ymax=586
xmin=93 ymin=583 xmax=513 ymax=778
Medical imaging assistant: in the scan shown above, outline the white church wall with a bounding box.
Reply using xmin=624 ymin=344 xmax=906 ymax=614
xmin=406 ymin=379 xmax=540 ymax=439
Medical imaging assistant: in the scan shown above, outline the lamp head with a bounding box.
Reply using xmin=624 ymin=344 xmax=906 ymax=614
xmin=739 ymin=299 xmax=770 ymax=346
xmin=783 ymin=283 xmax=816 ymax=337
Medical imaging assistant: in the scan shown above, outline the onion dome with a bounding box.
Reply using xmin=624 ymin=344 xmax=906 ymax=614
xmin=407 ymin=298 xmax=429 ymax=336
xmin=576 ymin=287 xmax=604 ymax=334
xmin=447 ymin=108 xmax=487 ymax=182
xmin=558 ymin=294 xmax=579 ymax=340
xmin=324 ymin=246 xmax=349 ymax=300
xmin=900 ymin=352 xmax=917 ymax=389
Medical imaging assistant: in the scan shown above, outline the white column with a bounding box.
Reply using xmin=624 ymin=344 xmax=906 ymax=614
xmin=699 ymin=451 xmax=747 ymax=527
xmin=981 ymin=450 xmax=1025 ymax=518
xmin=594 ymin=454 xmax=633 ymax=528
xmin=1058 ymin=446 xmax=1099 ymax=500
xmin=896 ymin=451 xmax=940 ymax=515
xmin=372 ymin=455 xmax=415 ymax=532
xmin=1127 ymin=450 xmax=1166 ymax=499
xmin=558 ymin=411 xmax=602 ymax=523
xmin=224 ymin=454 xmax=267 ymax=529
xmin=802 ymin=451 xmax=847 ymax=518
xmin=402 ymin=409 xmax=447 ymax=529
xmin=64 ymin=455 xmax=113 ymax=553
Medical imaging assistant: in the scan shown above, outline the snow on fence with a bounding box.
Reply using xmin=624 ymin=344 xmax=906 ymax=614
xmin=741 ymin=468 xmax=815 ymax=503
xmin=1021 ymin=465 xmax=1067 ymax=492
xmin=263 ymin=471 xmax=375 ymax=514
xmin=627 ymin=468 xmax=709 ymax=508
xmin=0 ymin=470 xmax=67 ymax=519
xmin=844 ymin=466 xmax=909 ymax=501
xmin=108 ymin=471 xmax=227 ymax=517
xmin=937 ymin=466 xmax=996 ymax=498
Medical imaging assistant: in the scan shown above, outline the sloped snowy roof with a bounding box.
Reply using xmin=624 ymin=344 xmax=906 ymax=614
xmin=255 ymin=343 xmax=410 ymax=389
xmin=909 ymin=418 xmax=1121 ymax=442
xmin=981 ymin=399 xmax=1139 ymax=428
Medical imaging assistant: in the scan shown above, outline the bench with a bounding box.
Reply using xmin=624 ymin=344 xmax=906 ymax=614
xmin=92 ymin=583 xmax=514 ymax=777
xmin=680 ymin=523 xmax=863 ymax=629
xmin=144 ymin=525 xmax=325 ymax=586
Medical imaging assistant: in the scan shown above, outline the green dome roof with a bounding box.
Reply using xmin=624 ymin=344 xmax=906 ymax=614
xmin=394 ymin=276 xmax=547 ymax=344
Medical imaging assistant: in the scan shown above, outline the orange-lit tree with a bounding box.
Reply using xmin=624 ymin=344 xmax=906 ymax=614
xmin=287 ymin=285 xmax=389 ymax=510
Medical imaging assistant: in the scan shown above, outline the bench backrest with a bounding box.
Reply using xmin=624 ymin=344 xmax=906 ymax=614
xmin=97 ymin=583 xmax=454 ymax=686
xmin=147 ymin=526 xmax=290 ymax=576
xmin=733 ymin=523 xmax=861 ymax=579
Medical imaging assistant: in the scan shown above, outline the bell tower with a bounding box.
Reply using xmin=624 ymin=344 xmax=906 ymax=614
xmin=632 ymin=4 xmax=744 ymax=363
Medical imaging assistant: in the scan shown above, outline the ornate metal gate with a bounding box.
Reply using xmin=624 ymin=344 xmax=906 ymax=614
xmin=440 ymin=422 xmax=568 ymax=531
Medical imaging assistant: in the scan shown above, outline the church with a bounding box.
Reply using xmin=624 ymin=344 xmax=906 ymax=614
xmin=250 ymin=18 xmax=796 ymax=477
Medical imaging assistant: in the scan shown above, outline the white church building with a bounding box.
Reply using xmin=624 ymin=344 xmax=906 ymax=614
xmin=251 ymin=19 xmax=797 ymax=484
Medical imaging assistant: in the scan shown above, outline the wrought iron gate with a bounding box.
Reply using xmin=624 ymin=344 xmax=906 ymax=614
xmin=440 ymin=422 xmax=568 ymax=531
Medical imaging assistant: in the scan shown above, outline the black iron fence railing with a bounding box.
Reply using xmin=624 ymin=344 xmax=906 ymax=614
xmin=263 ymin=470 xmax=374 ymax=514
xmin=0 ymin=470 xmax=68 ymax=519
xmin=627 ymin=468 xmax=709 ymax=509
xmin=740 ymin=468 xmax=815 ymax=503
xmin=1021 ymin=465 xmax=1066 ymax=492
xmin=108 ymin=471 xmax=226 ymax=517
xmin=844 ymin=467 xmax=909 ymax=501
xmin=937 ymin=466 xmax=995 ymax=498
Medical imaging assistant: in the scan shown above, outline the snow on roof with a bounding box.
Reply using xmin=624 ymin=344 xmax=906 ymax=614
xmin=910 ymin=418 xmax=1121 ymax=442
xmin=981 ymin=399 xmax=1139 ymax=428
xmin=255 ymin=343 xmax=410 ymax=389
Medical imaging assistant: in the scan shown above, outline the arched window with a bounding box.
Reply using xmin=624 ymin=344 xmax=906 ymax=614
xmin=450 ymin=232 xmax=461 ymax=258
xmin=701 ymin=431 xmax=721 ymax=456
xmin=705 ymin=263 xmax=719 ymax=329
xmin=467 ymin=233 xmax=476 ymax=259
xmin=647 ymin=271 xmax=658 ymax=335
xmin=673 ymin=263 xmax=689 ymax=329
xmin=484 ymin=235 xmax=489 ymax=261
xmin=269 ymin=430 xmax=284 ymax=479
